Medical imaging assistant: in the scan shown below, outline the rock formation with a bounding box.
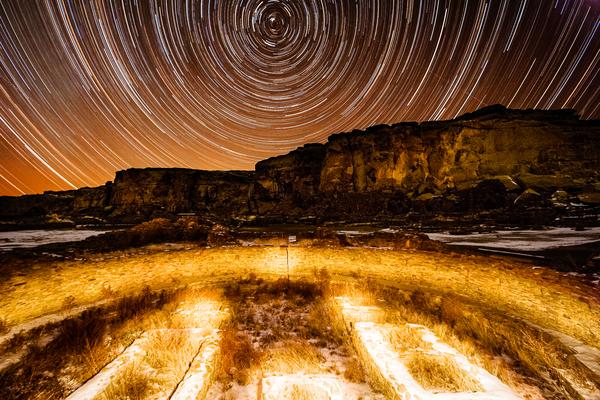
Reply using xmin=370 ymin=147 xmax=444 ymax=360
xmin=106 ymin=168 xmax=254 ymax=222
xmin=1 ymin=105 xmax=599 ymax=228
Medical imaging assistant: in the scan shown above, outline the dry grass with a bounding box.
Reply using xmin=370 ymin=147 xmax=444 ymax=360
xmin=387 ymin=324 xmax=432 ymax=353
xmin=144 ymin=329 xmax=197 ymax=376
xmin=287 ymin=383 xmax=329 ymax=400
xmin=343 ymin=356 xmax=366 ymax=383
xmin=405 ymin=352 xmax=482 ymax=393
xmin=1 ymin=245 xmax=599 ymax=399
xmin=217 ymin=279 xmax=327 ymax=386
xmin=98 ymin=329 xmax=200 ymax=400
xmin=262 ymin=340 xmax=326 ymax=375
xmin=215 ymin=277 xmax=369 ymax=396
xmin=218 ymin=328 xmax=260 ymax=385
xmin=99 ymin=363 xmax=150 ymax=400
xmin=360 ymin=283 xmax=600 ymax=398
xmin=0 ymin=317 xmax=8 ymax=335
xmin=304 ymin=299 xmax=346 ymax=347
xmin=450 ymin=308 xmax=600 ymax=395
xmin=91 ymin=288 xmax=226 ymax=399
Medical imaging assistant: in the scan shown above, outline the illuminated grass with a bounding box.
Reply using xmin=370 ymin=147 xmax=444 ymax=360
xmin=386 ymin=324 xmax=432 ymax=354
xmin=404 ymin=352 xmax=482 ymax=393
xmin=91 ymin=290 xmax=226 ymax=400
xmin=355 ymin=284 xmax=600 ymax=397
xmin=99 ymin=363 xmax=150 ymax=400
xmin=0 ymin=287 xmax=226 ymax=399
xmin=1 ymin=246 xmax=597 ymax=352
xmin=287 ymin=383 xmax=328 ymax=400
xmin=262 ymin=340 xmax=327 ymax=375
xmin=210 ymin=278 xmax=374 ymax=398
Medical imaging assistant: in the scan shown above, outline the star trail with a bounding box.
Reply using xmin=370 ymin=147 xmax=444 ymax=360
xmin=0 ymin=0 xmax=599 ymax=195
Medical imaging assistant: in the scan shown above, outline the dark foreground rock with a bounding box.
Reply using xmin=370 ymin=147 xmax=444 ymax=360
xmin=1 ymin=105 xmax=599 ymax=229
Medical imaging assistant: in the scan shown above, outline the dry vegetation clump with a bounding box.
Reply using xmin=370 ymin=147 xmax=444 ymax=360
xmin=113 ymin=286 xmax=167 ymax=322
xmin=144 ymin=329 xmax=197 ymax=376
xmin=99 ymin=363 xmax=150 ymax=400
xmin=305 ymin=300 xmax=346 ymax=347
xmin=386 ymin=324 xmax=432 ymax=354
xmin=405 ymin=352 xmax=482 ymax=393
xmin=218 ymin=328 xmax=260 ymax=385
xmin=0 ymin=287 xmax=179 ymax=399
xmin=287 ymin=383 xmax=330 ymax=400
xmin=343 ymin=356 xmax=366 ymax=383
xmin=262 ymin=340 xmax=327 ymax=375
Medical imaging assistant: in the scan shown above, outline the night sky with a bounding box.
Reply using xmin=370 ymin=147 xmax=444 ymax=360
xmin=0 ymin=0 xmax=599 ymax=196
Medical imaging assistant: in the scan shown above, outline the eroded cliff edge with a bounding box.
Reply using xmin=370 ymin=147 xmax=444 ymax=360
xmin=2 ymin=105 xmax=600 ymax=228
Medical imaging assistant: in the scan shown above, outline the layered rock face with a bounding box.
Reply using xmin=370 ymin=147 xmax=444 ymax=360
xmin=254 ymin=143 xmax=326 ymax=216
xmin=1 ymin=105 xmax=599 ymax=227
xmin=108 ymin=168 xmax=255 ymax=221
xmin=319 ymin=107 xmax=599 ymax=194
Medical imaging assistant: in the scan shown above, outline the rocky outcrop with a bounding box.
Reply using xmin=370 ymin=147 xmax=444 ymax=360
xmin=0 ymin=191 xmax=75 ymax=219
xmin=73 ymin=184 xmax=112 ymax=213
xmin=1 ymin=105 xmax=599 ymax=228
xmin=108 ymin=168 xmax=255 ymax=222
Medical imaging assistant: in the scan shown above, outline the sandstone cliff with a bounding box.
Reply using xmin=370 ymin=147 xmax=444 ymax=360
xmin=107 ymin=168 xmax=255 ymax=222
xmin=319 ymin=106 xmax=598 ymax=194
xmin=1 ymin=105 xmax=599 ymax=227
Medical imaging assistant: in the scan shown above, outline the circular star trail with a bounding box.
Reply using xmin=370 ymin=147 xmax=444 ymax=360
xmin=0 ymin=0 xmax=599 ymax=195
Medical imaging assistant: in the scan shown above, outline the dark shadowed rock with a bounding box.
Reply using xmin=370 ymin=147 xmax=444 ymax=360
xmin=458 ymin=179 xmax=512 ymax=211
xmin=108 ymin=168 xmax=255 ymax=223
xmin=514 ymin=189 xmax=545 ymax=207
xmin=578 ymin=193 xmax=600 ymax=204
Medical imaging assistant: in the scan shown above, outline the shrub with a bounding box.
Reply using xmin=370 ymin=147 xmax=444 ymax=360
xmin=343 ymin=356 xmax=365 ymax=383
xmin=409 ymin=289 xmax=429 ymax=310
xmin=218 ymin=328 xmax=259 ymax=385
xmin=100 ymin=363 xmax=150 ymax=400
xmin=440 ymin=296 xmax=464 ymax=327
xmin=55 ymin=308 xmax=107 ymax=350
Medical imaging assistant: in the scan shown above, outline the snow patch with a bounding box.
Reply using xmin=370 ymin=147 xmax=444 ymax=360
xmin=427 ymin=227 xmax=600 ymax=251
xmin=0 ymin=229 xmax=109 ymax=251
